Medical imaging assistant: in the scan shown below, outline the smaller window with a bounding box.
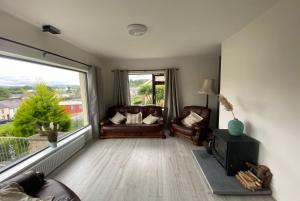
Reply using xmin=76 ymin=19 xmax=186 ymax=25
xmin=129 ymin=73 xmax=165 ymax=107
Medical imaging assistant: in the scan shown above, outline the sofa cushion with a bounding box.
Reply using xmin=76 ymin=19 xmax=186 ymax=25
xmin=143 ymin=114 xmax=159 ymax=125
xmin=182 ymin=111 xmax=203 ymax=127
xmin=126 ymin=112 xmax=142 ymax=124
xmin=107 ymin=106 xmax=163 ymax=119
xmin=0 ymin=183 xmax=53 ymax=201
xmin=110 ymin=112 xmax=126 ymax=124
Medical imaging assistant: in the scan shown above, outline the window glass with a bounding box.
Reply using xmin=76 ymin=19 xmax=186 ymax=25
xmin=129 ymin=73 xmax=165 ymax=106
xmin=0 ymin=56 xmax=89 ymax=171
xmin=154 ymin=75 xmax=165 ymax=82
xmin=155 ymin=84 xmax=165 ymax=107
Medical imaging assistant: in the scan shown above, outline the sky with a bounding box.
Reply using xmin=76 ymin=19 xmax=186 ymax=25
xmin=0 ymin=57 xmax=80 ymax=86
xmin=129 ymin=74 xmax=151 ymax=80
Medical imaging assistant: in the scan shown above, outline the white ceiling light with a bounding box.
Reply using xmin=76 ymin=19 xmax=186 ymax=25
xmin=127 ymin=24 xmax=147 ymax=36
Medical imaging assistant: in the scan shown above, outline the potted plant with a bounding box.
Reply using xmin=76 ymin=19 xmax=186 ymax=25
xmin=42 ymin=122 xmax=59 ymax=148
xmin=219 ymin=95 xmax=244 ymax=136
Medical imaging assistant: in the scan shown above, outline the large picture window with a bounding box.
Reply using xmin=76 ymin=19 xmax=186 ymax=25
xmin=0 ymin=56 xmax=89 ymax=171
xmin=129 ymin=73 xmax=165 ymax=107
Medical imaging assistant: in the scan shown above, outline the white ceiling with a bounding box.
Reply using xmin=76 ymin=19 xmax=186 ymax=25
xmin=0 ymin=0 xmax=277 ymax=59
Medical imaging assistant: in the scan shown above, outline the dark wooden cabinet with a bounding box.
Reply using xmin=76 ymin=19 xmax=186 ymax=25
xmin=212 ymin=129 xmax=259 ymax=176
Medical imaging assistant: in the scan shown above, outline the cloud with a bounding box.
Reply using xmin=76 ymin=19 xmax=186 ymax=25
xmin=0 ymin=57 xmax=81 ymax=86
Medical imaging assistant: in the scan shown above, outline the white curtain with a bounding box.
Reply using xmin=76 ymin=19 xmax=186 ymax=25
xmin=113 ymin=70 xmax=130 ymax=106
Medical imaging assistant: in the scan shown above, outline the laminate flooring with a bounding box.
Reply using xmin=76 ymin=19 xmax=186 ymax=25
xmin=50 ymin=137 xmax=274 ymax=201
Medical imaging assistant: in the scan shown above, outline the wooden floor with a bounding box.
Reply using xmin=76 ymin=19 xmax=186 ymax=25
xmin=50 ymin=137 xmax=274 ymax=201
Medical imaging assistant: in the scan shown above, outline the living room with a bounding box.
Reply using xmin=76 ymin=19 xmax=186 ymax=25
xmin=0 ymin=0 xmax=299 ymax=201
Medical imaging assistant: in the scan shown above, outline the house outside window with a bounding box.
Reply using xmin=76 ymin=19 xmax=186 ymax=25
xmin=0 ymin=56 xmax=89 ymax=172
xmin=129 ymin=73 xmax=165 ymax=107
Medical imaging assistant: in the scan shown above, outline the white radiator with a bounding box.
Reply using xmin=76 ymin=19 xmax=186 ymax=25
xmin=0 ymin=126 xmax=92 ymax=182
xmin=30 ymin=134 xmax=86 ymax=176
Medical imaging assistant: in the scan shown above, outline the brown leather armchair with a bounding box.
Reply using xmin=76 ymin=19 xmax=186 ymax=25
xmin=171 ymin=106 xmax=211 ymax=146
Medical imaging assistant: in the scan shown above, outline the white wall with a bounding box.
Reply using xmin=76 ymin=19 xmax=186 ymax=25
xmin=105 ymin=55 xmax=220 ymax=127
xmin=220 ymin=0 xmax=300 ymax=200
xmin=0 ymin=10 xmax=112 ymax=118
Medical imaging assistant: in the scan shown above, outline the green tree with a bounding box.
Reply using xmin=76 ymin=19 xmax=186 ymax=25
xmin=8 ymin=86 xmax=30 ymax=94
xmin=137 ymin=83 xmax=153 ymax=104
xmin=155 ymin=85 xmax=165 ymax=106
xmin=13 ymin=82 xmax=71 ymax=137
xmin=0 ymin=123 xmax=14 ymax=136
xmin=136 ymin=83 xmax=165 ymax=106
xmin=0 ymin=88 xmax=10 ymax=101
xmin=132 ymin=96 xmax=142 ymax=105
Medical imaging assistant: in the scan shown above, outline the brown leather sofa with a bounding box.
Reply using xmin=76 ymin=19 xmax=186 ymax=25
xmin=100 ymin=105 xmax=166 ymax=139
xmin=171 ymin=106 xmax=211 ymax=146
xmin=0 ymin=171 xmax=80 ymax=201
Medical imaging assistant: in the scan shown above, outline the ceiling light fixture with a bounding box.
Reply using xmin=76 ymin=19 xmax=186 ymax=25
xmin=127 ymin=24 xmax=147 ymax=36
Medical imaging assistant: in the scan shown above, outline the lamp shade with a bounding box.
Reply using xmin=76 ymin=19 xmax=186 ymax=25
xmin=198 ymin=79 xmax=215 ymax=95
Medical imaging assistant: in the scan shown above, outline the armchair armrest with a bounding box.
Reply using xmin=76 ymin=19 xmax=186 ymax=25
xmin=171 ymin=117 xmax=184 ymax=124
xmin=100 ymin=119 xmax=110 ymax=126
xmin=192 ymin=121 xmax=208 ymax=130
xmin=192 ymin=124 xmax=205 ymax=130
xmin=158 ymin=118 xmax=164 ymax=125
xmin=191 ymin=121 xmax=210 ymax=146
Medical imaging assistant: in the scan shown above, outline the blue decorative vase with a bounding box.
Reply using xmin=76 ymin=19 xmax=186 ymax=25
xmin=228 ymin=119 xmax=244 ymax=136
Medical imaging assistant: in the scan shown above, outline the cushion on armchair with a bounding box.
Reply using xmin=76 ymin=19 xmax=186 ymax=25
xmin=182 ymin=111 xmax=203 ymax=127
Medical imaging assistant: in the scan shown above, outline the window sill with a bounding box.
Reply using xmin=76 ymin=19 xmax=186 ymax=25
xmin=0 ymin=125 xmax=91 ymax=182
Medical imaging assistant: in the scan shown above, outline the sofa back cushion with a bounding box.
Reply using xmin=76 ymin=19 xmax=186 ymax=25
xmin=126 ymin=112 xmax=143 ymax=124
xmin=107 ymin=106 xmax=163 ymax=119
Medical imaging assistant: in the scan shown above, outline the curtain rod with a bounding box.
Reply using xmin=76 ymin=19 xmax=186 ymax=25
xmin=0 ymin=37 xmax=92 ymax=67
xmin=111 ymin=68 xmax=179 ymax=72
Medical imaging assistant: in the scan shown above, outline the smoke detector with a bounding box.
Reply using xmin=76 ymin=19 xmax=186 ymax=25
xmin=127 ymin=24 xmax=148 ymax=36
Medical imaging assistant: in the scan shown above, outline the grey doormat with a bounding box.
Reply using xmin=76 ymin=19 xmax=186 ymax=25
xmin=192 ymin=149 xmax=272 ymax=195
